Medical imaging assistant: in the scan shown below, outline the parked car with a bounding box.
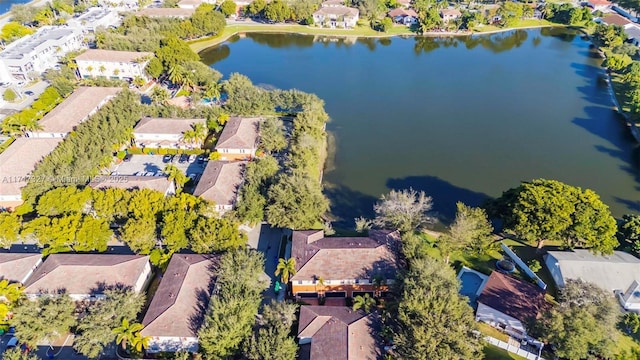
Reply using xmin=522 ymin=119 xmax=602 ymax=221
xmin=163 ymin=154 xmax=173 ymax=163
xmin=123 ymin=154 xmax=133 ymax=162
xmin=188 ymin=155 xmax=197 ymax=163
xmin=197 ymin=155 xmax=206 ymax=164
xmin=6 ymin=337 xmax=18 ymax=349
xmin=178 ymin=154 xmax=188 ymax=163
xmin=24 ymin=91 xmax=34 ymax=96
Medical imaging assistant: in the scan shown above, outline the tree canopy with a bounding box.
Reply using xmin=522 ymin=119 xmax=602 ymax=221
xmin=373 ymin=188 xmax=433 ymax=233
xmin=438 ymin=202 xmax=494 ymax=263
xmin=244 ymin=301 xmax=298 ymax=360
xmin=12 ymin=294 xmax=76 ymax=348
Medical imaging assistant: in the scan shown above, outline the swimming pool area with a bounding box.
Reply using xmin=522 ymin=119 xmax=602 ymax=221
xmin=457 ymin=267 xmax=489 ymax=304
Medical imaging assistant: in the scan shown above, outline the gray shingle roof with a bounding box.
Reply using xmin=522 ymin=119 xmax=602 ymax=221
xmin=0 ymin=253 xmax=42 ymax=284
xmin=215 ymin=117 xmax=261 ymax=150
xmin=193 ymin=161 xmax=246 ymax=206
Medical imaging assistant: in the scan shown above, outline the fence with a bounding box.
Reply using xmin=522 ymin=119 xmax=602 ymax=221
xmin=485 ymin=336 xmax=546 ymax=360
xmin=500 ymin=242 xmax=547 ymax=290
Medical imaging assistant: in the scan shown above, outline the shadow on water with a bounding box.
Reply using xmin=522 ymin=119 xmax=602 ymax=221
xmin=386 ymin=175 xmax=491 ymax=223
xmin=199 ymin=44 xmax=231 ymax=64
xmin=324 ymin=184 xmax=378 ymax=230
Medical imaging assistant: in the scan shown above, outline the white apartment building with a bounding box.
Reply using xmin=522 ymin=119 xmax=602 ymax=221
xmin=68 ymin=7 xmax=122 ymax=32
xmin=74 ymin=49 xmax=153 ymax=81
xmin=0 ymin=26 xmax=84 ymax=83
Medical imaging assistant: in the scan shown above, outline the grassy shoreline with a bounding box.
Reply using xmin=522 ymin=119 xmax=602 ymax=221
xmin=190 ymin=20 xmax=559 ymax=53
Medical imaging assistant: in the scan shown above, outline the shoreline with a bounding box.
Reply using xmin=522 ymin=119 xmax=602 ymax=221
xmin=190 ymin=22 xmax=564 ymax=53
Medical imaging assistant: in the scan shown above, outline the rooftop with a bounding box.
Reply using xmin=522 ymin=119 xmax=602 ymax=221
xmin=441 ymin=8 xmax=462 ymax=16
xmin=0 ymin=138 xmax=62 ymax=197
xmin=477 ymin=271 xmax=547 ymax=323
xmin=388 ymin=8 xmax=418 ymax=17
xmin=142 ymin=254 xmax=219 ymax=338
xmin=601 ymin=13 xmax=630 ymax=26
xmin=0 ymin=253 xmax=42 ymax=284
xmin=37 ymin=87 xmax=121 ymax=134
xmin=290 ymin=230 xmax=399 ymax=282
xmin=314 ymin=6 xmax=359 ymax=17
xmin=193 ymin=161 xmax=246 ymax=207
xmin=24 ymin=254 xmax=150 ymax=296
xmin=297 ymin=306 xmax=381 ymax=360
xmin=89 ymin=175 xmax=173 ymax=193
xmin=75 ymin=49 xmax=153 ymax=63
xmin=0 ymin=26 xmax=82 ymax=61
xmin=133 ymin=117 xmax=206 ymax=135
xmin=72 ymin=7 xmax=118 ymax=23
xmin=214 ymin=117 xmax=261 ymax=150
xmin=136 ymin=7 xmax=195 ymax=17
xmin=589 ymin=0 xmax=612 ymax=5
xmin=625 ymin=24 xmax=640 ymax=39
xmin=545 ymin=249 xmax=640 ymax=292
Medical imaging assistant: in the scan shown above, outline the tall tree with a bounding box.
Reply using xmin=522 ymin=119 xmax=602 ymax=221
xmin=244 ymin=301 xmax=298 ymax=360
xmin=259 ymin=117 xmax=287 ymax=153
xmin=490 ymin=179 xmax=618 ymax=252
xmin=393 ymin=257 xmax=481 ymax=359
xmin=352 ymin=293 xmax=376 ymax=312
xmin=112 ymin=318 xmax=144 ymax=351
xmin=373 ymin=188 xmax=433 ymax=233
xmin=266 ymin=172 xmax=329 ymax=229
xmin=120 ymin=216 xmax=157 ymax=254
xmin=540 ymin=279 xmax=618 ymax=359
xmin=188 ymin=216 xmax=246 ymax=253
xmin=164 ymin=164 xmax=189 ymax=192
xmin=275 ymin=258 xmax=296 ymax=284
xmin=12 ymin=294 xmax=77 ymax=348
xmin=0 ymin=213 xmax=21 ymax=248
xmin=438 ymin=202 xmax=494 ymax=263
xmin=0 ymin=280 xmax=23 ymax=323
xmin=2 ymin=348 xmax=38 ymax=360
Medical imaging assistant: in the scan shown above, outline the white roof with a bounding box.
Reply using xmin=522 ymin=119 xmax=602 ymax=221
xmin=545 ymin=250 xmax=640 ymax=292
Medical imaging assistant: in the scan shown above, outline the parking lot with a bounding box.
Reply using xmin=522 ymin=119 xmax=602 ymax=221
xmin=113 ymin=154 xmax=207 ymax=179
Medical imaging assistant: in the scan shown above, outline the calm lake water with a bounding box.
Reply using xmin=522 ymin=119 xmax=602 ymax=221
xmin=0 ymin=0 xmax=31 ymax=14
xmin=201 ymin=28 xmax=640 ymax=225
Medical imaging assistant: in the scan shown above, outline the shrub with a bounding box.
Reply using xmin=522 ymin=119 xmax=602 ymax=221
xmin=116 ymin=151 xmax=127 ymax=160
xmin=209 ymin=151 xmax=221 ymax=160
xmin=128 ymin=148 xmax=143 ymax=154
xmin=3 ymin=88 xmax=17 ymax=102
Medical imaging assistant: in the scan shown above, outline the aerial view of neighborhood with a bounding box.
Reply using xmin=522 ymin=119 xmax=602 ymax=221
xmin=2 ymin=0 xmax=640 ymax=358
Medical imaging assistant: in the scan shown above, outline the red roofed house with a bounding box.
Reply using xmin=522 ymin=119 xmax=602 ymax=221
xmin=587 ymin=0 xmax=612 ymax=11
xmin=388 ymin=8 xmax=419 ymax=25
xmin=475 ymin=271 xmax=547 ymax=340
xmin=297 ymin=306 xmax=382 ymax=360
xmin=290 ymin=230 xmax=400 ymax=304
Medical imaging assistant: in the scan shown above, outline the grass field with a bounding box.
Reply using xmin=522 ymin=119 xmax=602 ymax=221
xmin=483 ymin=344 xmax=527 ymax=360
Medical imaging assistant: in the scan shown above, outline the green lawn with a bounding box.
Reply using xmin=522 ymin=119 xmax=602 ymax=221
xmin=611 ymin=72 xmax=636 ymax=121
xmin=478 ymin=322 xmax=510 ymax=342
xmin=483 ymin=344 xmax=527 ymax=360
xmin=473 ymin=19 xmax=557 ymax=33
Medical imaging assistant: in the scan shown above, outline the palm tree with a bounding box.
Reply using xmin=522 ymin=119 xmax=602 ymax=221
xmin=112 ymin=318 xmax=144 ymax=351
xmin=372 ymin=275 xmax=385 ymax=297
xmin=352 ymin=293 xmax=376 ymax=312
xmin=129 ymin=332 xmax=151 ymax=352
xmin=315 ymin=276 xmax=325 ymax=297
xmin=164 ymin=164 xmax=188 ymax=192
xmin=113 ymin=69 xmax=120 ymax=77
xmin=133 ymin=76 xmax=146 ymax=88
xmin=86 ymin=65 xmax=93 ymax=74
xmin=275 ymin=258 xmax=296 ymax=284
xmin=204 ymin=82 xmax=222 ymax=102
xmin=168 ymin=65 xmax=186 ymax=87
xmin=98 ymin=65 xmax=106 ymax=74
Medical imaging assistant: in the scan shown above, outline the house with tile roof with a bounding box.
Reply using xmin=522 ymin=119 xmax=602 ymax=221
xmin=475 ymin=271 xmax=547 ymax=340
xmin=142 ymin=254 xmax=219 ymax=353
xmin=75 ymin=49 xmax=153 ymax=81
xmin=23 ymin=254 xmax=152 ymax=300
xmin=440 ymin=8 xmax=462 ymax=23
xmin=545 ymin=250 xmax=640 ymax=311
xmin=297 ymin=306 xmax=382 ymax=360
xmin=133 ymin=117 xmax=207 ymax=149
xmin=0 ymin=137 xmax=62 ymax=210
xmin=25 ymin=87 xmax=121 ymax=139
xmin=89 ymin=175 xmax=175 ymax=196
xmin=290 ymin=230 xmax=400 ymax=304
xmin=214 ymin=117 xmax=261 ymax=160
xmin=313 ymin=3 xmax=360 ymax=28
xmin=193 ymin=160 xmax=246 ymax=213
xmin=388 ymin=8 xmax=418 ymax=25
xmin=0 ymin=253 xmax=43 ymax=284
xmin=587 ymin=0 xmax=612 ymax=11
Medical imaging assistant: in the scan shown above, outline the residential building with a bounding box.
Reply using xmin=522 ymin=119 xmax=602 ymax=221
xmin=290 ymin=230 xmax=400 ymax=304
xmin=626 ymin=25 xmax=640 ymax=46
xmin=388 ymin=8 xmax=419 ymax=26
xmin=297 ymin=306 xmax=382 ymax=360
xmin=0 ymin=138 xmax=62 ymax=209
xmin=476 ymin=271 xmax=547 ymax=340
xmin=26 ymin=87 xmax=122 ymax=138
xmin=136 ymin=7 xmax=196 ymax=18
xmin=545 ymin=250 xmax=640 ymax=311
xmin=98 ymin=0 xmax=138 ymax=10
xmin=193 ymin=161 xmax=246 ymax=213
xmin=586 ymin=0 xmax=612 ymax=11
xmin=177 ymin=0 xmax=215 ymax=9
xmin=440 ymin=8 xmax=462 ymax=23
xmin=75 ymin=49 xmax=153 ymax=81
xmin=68 ymin=7 xmax=122 ymax=32
xmin=133 ymin=117 xmax=207 ymax=149
xmin=214 ymin=116 xmax=261 ymax=160
xmin=142 ymin=254 xmax=219 ymax=353
xmin=0 ymin=253 xmax=43 ymax=284
xmin=599 ymin=13 xmax=632 ymax=27
xmin=0 ymin=26 xmax=84 ymax=83
xmin=23 ymin=254 xmax=152 ymax=301
xmin=313 ymin=2 xmax=360 ymax=28
xmin=89 ymin=175 xmax=176 ymax=196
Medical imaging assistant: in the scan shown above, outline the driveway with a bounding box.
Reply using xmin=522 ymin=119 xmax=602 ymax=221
xmin=246 ymin=224 xmax=287 ymax=305
xmin=1 ymin=81 xmax=49 ymax=113
xmin=113 ymin=154 xmax=207 ymax=178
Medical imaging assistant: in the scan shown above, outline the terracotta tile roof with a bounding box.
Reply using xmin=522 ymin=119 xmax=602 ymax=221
xmin=441 ymin=8 xmax=462 ymax=17
xmin=24 ymin=254 xmax=150 ymax=296
xmin=215 ymin=117 xmax=261 ymax=150
xmin=477 ymin=271 xmax=546 ymax=323
xmin=89 ymin=175 xmax=173 ymax=193
xmin=0 ymin=138 xmax=62 ymax=198
xmin=589 ymin=0 xmax=612 ymax=5
xmin=134 ymin=117 xmax=206 ymax=135
xmin=314 ymin=6 xmax=359 ymax=17
xmin=37 ymin=87 xmax=121 ymax=135
xmin=388 ymin=8 xmax=417 ymax=17
xmin=0 ymin=253 xmax=42 ymax=284
xmin=602 ymin=13 xmax=631 ymax=26
xmin=290 ymin=230 xmax=400 ymax=282
xmin=75 ymin=49 xmax=153 ymax=63
xmin=297 ymin=306 xmax=382 ymax=360
xmin=136 ymin=7 xmax=195 ymax=17
xmin=142 ymin=254 xmax=219 ymax=338
xmin=193 ymin=161 xmax=246 ymax=207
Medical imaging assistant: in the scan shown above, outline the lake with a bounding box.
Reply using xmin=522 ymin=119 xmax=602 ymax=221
xmin=200 ymin=28 xmax=640 ymax=225
xmin=0 ymin=0 xmax=32 ymax=15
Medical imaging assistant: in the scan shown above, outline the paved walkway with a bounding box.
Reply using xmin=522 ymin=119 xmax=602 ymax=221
xmin=245 ymin=223 xmax=286 ymax=305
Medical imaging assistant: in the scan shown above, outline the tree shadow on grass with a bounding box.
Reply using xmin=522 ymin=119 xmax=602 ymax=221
xmin=386 ymin=175 xmax=491 ymax=224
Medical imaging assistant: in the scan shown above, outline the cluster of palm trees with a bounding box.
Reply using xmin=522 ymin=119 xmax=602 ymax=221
xmin=112 ymin=318 xmax=150 ymax=354
xmin=167 ymin=65 xmax=223 ymax=102
xmin=181 ymin=122 xmax=209 ymax=148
